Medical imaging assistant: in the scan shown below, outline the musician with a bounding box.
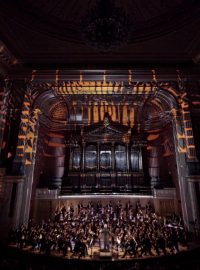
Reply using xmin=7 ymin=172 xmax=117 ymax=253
xmin=140 ymin=233 xmax=152 ymax=256
xmin=72 ymin=237 xmax=82 ymax=257
xmin=155 ymin=234 xmax=167 ymax=256
xmin=10 ymin=200 xmax=188 ymax=260
xmin=72 ymin=237 xmax=87 ymax=258
xmin=62 ymin=236 xmax=72 ymax=257
xmin=122 ymin=236 xmax=137 ymax=258
xmin=167 ymin=228 xmax=179 ymax=254
xmin=114 ymin=231 xmax=122 ymax=251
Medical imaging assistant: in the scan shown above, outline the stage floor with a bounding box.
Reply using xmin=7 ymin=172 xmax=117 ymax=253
xmin=10 ymin=243 xmax=189 ymax=261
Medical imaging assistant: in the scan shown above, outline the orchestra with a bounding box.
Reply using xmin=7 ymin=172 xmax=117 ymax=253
xmin=8 ymin=200 xmax=188 ymax=259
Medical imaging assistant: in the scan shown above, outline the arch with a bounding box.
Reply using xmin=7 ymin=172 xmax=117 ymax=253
xmin=140 ymin=88 xmax=179 ymax=132
xmin=32 ymin=89 xmax=69 ymax=125
xmin=29 ymin=89 xmax=70 ymax=189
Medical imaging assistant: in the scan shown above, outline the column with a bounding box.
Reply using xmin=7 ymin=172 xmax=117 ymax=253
xmin=187 ymin=179 xmax=200 ymax=231
xmin=178 ymin=86 xmax=197 ymax=161
xmin=12 ymin=180 xmax=24 ymax=229
xmin=20 ymin=108 xmax=41 ymax=225
xmin=172 ymin=109 xmax=196 ymax=231
xmin=0 ymin=79 xmax=12 ymax=165
xmin=11 ymin=88 xmax=32 ymax=175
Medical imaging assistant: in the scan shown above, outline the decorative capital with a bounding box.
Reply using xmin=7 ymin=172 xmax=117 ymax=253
xmin=103 ymin=112 xmax=111 ymax=127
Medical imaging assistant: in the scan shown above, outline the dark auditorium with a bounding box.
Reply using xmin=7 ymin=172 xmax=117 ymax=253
xmin=0 ymin=1 xmax=200 ymax=270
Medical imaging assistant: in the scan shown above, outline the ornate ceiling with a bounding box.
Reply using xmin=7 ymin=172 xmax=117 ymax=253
xmin=1 ymin=0 xmax=200 ymax=67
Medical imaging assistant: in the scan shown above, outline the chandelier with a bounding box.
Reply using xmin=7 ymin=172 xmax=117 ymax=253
xmin=81 ymin=0 xmax=130 ymax=52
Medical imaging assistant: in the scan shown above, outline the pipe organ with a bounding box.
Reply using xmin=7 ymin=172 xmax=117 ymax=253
xmin=63 ymin=113 xmax=148 ymax=193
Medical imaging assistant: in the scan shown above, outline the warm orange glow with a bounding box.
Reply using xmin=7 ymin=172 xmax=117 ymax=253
xmin=148 ymin=129 xmax=162 ymax=133
xmin=118 ymin=104 xmax=121 ymax=123
xmin=130 ymin=107 xmax=134 ymax=128
xmin=147 ymin=134 xmax=159 ymax=141
xmin=160 ymin=84 xmax=179 ymax=97
xmin=122 ymin=105 xmax=127 ymax=125
xmin=100 ymin=101 xmax=104 ymax=121
xmin=93 ymin=103 xmax=99 ymax=123
xmin=48 ymin=141 xmax=65 ymax=147
xmin=103 ymin=72 xmax=106 ymax=84
xmin=128 ymin=70 xmax=132 ymax=84
xmin=52 ymin=81 xmax=155 ymax=95
xmin=25 ymin=146 xmax=33 ymax=153
xmin=177 ymin=133 xmax=185 ymax=139
xmin=107 ymin=105 xmax=112 ymax=119
xmin=152 ymin=70 xmax=157 ymax=82
xmin=111 ymin=102 xmax=116 ymax=122
xmin=178 ymin=146 xmax=187 ymax=153
xmin=25 ymin=160 xmax=32 ymax=165
xmin=181 ymin=103 xmax=189 ymax=109
xmin=80 ymin=71 xmax=83 ymax=82
xmin=18 ymin=135 xmax=26 ymax=139
xmin=31 ymin=70 xmax=36 ymax=81
xmin=17 ymin=145 xmax=25 ymax=149
xmin=88 ymin=103 xmax=91 ymax=125
xmin=23 ymin=111 xmax=30 ymax=115
xmin=22 ymin=119 xmax=29 ymax=123
xmin=188 ymin=145 xmax=195 ymax=148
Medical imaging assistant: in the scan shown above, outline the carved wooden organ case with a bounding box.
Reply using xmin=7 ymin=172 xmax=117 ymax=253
xmin=63 ymin=113 xmax=148 ymax=193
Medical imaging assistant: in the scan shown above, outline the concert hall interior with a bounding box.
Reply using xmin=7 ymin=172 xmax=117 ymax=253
xmin=0 ymin=0 xmax=200 ymax=269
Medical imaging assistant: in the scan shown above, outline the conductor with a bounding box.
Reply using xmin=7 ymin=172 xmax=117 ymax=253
xmin=101 ymin=224 xmax=110 ymax=251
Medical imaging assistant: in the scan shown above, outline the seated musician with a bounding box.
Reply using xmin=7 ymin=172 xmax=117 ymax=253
xmin=122 ymin=236 xmax=137 ymax=258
